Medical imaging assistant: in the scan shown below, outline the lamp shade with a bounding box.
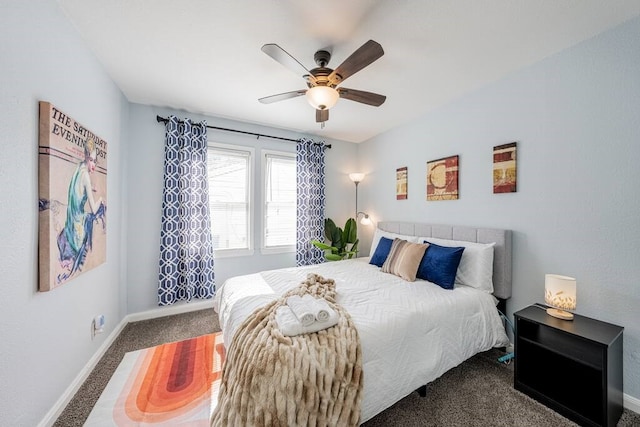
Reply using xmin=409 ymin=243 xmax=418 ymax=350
xmin=349 ymin=173 xmax=365 ymax=183
xmin=544 ymin=274 xmax=576 ymax=320
xmin=357 ymin=211 xmax=372 ymax=225
xmin=306 ymin=86 xmax=339 ymax=110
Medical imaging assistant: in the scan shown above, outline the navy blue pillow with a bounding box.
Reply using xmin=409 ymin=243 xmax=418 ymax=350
xmin=417 ymin=242 xmax=465 ymax=289
xmin=369 ymin=237 xmax=394 ymax=267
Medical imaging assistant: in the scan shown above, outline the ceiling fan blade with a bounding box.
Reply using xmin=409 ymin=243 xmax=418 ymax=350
xmin=261 ymin=44 xmax=317 ymax=85
xmin=337 ymin=87 xmax=386 ymax=106
xmin=259 ymin=90 xmax=307 ymax=104
xmin=328 ymin=40 xmax=384 ymax=85
xmin=316 ymin=109 xmax=329 ymax=123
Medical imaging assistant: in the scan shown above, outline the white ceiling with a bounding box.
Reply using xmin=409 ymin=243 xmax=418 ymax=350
xmin=57 ymin=0 xmax=640 ymax=143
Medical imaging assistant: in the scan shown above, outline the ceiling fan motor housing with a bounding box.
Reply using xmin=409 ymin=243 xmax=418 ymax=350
xmin=314 ymin=50 xmax=331 ymax=67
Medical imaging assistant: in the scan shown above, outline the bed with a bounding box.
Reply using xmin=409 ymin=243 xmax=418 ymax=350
xmin=213 ymin=222 xmax=512 ymax=423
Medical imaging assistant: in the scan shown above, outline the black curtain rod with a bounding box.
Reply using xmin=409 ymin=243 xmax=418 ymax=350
xmin=156 ymin=115 xmax=331 ymax=148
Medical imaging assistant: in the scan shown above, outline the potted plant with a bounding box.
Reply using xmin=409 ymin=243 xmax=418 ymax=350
xmin=311 ymin=218 xmax=359 ymax=261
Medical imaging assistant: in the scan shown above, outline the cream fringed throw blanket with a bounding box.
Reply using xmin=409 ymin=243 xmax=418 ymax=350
xmin=211 ymin=273 xmax=363 ymax=427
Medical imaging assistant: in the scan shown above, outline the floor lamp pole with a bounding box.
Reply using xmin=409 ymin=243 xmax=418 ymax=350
xmin=354 ymin=181 xmax=359 ymax=219
xmin=349 ymin=172 xmax=365 ymax=220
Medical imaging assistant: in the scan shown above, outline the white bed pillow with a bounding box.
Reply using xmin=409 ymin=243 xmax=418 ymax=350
xmin=369 ymin=228 xmax=420 ymax=258
xmin=420 ymin=237 xmax=495 ymax=293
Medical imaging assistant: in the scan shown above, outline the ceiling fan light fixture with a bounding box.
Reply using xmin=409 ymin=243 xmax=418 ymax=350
xmin=306 ymin=86 xmax=339 ymax=110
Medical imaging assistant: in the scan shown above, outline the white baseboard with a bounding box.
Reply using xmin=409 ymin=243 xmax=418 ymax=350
xmin=37 ymin=316 xmax=128 ymax=427
xmin=126 ymin=299 xmax=214 ymax=322
xmin=37 ymin=300 xmax=214 ymax=427
xmin=625 ymin=393 xmax=640 ymax=415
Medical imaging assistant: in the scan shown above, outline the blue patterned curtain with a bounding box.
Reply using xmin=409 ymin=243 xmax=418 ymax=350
xmin=296 ymin=138 xmax=326 ymax=266
xmin=158 ymin=116 xmax=215 ymax=305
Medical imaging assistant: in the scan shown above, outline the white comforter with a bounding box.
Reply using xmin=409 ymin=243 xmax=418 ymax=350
xmin=213 ymin=258 xmax=509 ymax=423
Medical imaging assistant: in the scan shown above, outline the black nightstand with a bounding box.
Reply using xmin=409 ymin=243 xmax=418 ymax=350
xmin=514 ymin=305 xmax=623 ymax=427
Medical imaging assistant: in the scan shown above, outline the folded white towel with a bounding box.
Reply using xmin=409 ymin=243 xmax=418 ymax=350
xmin=295 ymin=294 xmax=335 ymax=322
xmin=286 ymin=295 xmax=316 ymax=326
xmin=308 ymin=295 xmax=332 ymax=322
xmin=275 ymin=306 xmax=339 ymax=337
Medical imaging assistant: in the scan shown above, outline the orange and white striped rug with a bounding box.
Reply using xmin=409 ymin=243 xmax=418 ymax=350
xmin=85 ymin=333 xmax=225 ymax=426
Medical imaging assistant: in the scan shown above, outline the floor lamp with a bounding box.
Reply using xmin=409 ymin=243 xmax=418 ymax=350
xmin=349 ymin=172 xmax=365 ymax=218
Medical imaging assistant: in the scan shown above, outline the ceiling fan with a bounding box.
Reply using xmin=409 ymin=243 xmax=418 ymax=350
xmin=258 ymin=40 xmax=386 ymax=126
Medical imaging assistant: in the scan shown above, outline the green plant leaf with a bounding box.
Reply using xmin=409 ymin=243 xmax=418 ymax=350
xmin=345 ymin=251 xmax=357 ymax=259
xmin=343 ymin=218 xmax=357 ymax=244
xmin=311 ymin=240 xmax=337 ymax=251
xmin=324 ymin=218 xmax=337 ymax=242
xmin=325 ymin=253 xmax=344 ymax=261
xmin=331 ymin=226 xmax=343 ymax=250
xmin=351 ymin=239 xmax=359 ymax=254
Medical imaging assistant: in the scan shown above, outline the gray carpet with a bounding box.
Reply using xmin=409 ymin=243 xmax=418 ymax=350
xmin=55 ymin=308 xmax=640 ymax=426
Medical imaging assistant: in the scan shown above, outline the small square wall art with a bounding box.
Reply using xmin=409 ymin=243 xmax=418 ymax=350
xmin=396 ymin=167 xmax=408 ymax=200
xmin=426 ymin=155 xmax=459 ymax=201
xmin=493 ymin=142 xmax=517 ymax=193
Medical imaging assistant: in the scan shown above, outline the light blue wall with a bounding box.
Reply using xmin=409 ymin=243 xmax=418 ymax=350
xmin=357 ymin=16 xmax=640 ymax=402
xmin=0 ymin=1 xmax=128 ymax=426
xmin=125 ymin=104 xmax=358 ymax=313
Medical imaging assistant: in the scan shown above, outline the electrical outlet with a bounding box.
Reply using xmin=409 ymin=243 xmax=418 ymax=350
xmin=92 ymin=314 xmax=105 ymax=339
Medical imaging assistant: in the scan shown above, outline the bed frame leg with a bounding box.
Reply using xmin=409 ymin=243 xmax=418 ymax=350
xmin=417 ymin=385 xmax=427 ymax=397
xmin=496 ymin=298 xmax=506 ymax=315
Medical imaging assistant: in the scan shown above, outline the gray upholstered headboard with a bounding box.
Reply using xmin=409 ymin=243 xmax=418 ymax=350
xmin=377 ymin=222 xmax=512 ymax=300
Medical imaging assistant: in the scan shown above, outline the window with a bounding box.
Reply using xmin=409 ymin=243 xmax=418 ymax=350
xmin=262 ymin=151 xmax=296 ymax=253
xmin=207 ymin=143 xmax=253 ymax=256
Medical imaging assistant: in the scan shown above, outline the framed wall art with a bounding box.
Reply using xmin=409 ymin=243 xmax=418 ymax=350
xmin=426 ymin=155 xmax=459 ymax=201
xmin=493 ymin=142 xmax=517 ymax=193
xmin=38 ymin=101 xmax=108 ymax=291
xmin=396 ymin=166 xmax=408 ymax=200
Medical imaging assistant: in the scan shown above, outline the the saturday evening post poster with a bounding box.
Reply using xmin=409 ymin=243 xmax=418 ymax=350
xmin=38 ymin=101 xmax=107 ymax=291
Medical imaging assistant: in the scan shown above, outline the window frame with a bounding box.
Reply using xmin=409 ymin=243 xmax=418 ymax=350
xmin=260 ymin=149 xmax=297 ymax=255
xmin=207 ymin=142 xmax=254 ymax=258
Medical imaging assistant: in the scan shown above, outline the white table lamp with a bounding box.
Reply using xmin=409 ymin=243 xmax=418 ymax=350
xmin=544 ymin=274 xmax=577 ymax=320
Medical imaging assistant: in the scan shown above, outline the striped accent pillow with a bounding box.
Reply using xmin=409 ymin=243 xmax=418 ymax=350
xmin=381 ymin=239 xmax=429 ymax=282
